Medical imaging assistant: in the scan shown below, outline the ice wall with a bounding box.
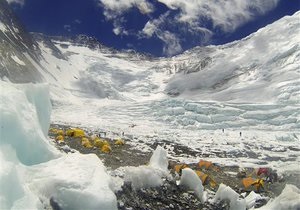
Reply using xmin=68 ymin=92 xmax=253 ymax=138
xmin=0 ymin=81 xmax=59 ymax=165
xmin=0 ymin=81 xmax=117 ymax=209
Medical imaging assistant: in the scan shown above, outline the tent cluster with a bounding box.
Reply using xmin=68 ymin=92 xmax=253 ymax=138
xmin=173 ymin=160 xmax=277 ymax=193
xmin=49 ymin=127 xmax=125 ymax=154
xmin=239 ymin=167 xmax=278 ymax=192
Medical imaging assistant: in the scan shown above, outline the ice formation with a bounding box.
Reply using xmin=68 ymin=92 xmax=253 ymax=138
xmin=244 ymin=191 xmax=263 ymax=209
xmin=213 ymin=183 xmax=246 ymax=210
xmin=0 ymin=82 xmax=59 ymax=165
xmin=124 ymin=166 xmax=164 ymax=189
xmin=0 ymin=81 xmax=117 ymax=209
xmin=179 ymin=168 xmax=205 ymax=202
xmin=149 ymin=145 xmax=168 ymax=172
xmin=124 ymin=145 xmax=169 ymax=189
xmin=257 ymin=184 xmax=300 ymax=210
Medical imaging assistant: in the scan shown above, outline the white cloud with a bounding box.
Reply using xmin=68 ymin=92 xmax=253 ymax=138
xmin=140 ymin=12 xmax=212 ymax=56
xmin=140 ymin=12 xmax=182 ymax=56
xmin=99 ymin=0 xmax=279 ymax=55
xmin=112 ymin=17 xmax=129 ymax=36
xmin=142 ymin=21 xmax=156 ymax=37
xmin=99 ymin=0 xmax=153 ymax=37
xmin=157 ymin=0 xmax=279 ymax=32
xmin=113 ymin=25 xmax=128 ymax=36
xmin=157 ymin=31 xmax=182 ymax=56
xmin=6 ymin=0 xmax=24 ymax=6
xmin=99 ymin=0 xmax=154 ymax=19
xmin=141 ymin=12 xmax=169 ymax=37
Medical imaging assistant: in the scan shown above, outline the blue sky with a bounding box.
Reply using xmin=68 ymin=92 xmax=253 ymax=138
xmin=8 ymin=0 xmax=300 ymax=57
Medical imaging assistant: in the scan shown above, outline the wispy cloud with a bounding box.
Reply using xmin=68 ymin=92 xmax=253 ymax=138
xmin=140 ymin=12 xmax=182 ymax=55
xmin=112 ymin=17 xmax=129 ymax=36
xmin=99 ymin=0 xmax=154 ymax=19
xmin=74 ymin=19 xmax=82 ymax=24
xmin=157 ymin=0 xmax=279 ymax=32
xmin=158 ymin=31 xmax=182 ymax=56
xmin=99 ymin=0 xmax=154 ymax=36
xmin=6 ymin=0 xmax=24 ymax=6
xmin=99 ymin=0 xmax=279 ymax=55
xmin=64 ymin=25 xmax=72 ymax=32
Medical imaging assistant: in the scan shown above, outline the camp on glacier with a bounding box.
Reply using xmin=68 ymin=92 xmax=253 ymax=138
xmin=0 ymin=0 xmax=300 ymax=209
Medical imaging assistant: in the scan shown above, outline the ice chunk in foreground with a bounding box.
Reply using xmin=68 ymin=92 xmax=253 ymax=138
xmin=149 ymin=145 xmax=168 ymax=172
xmin=124 ymin=145 xmax=169 ymax=189
xmin=179 ymin=168 xmax=206 ymax=202
xmin=124 ymin=166 xmax=164 ymax=189
xmin=0 ymin=82 xmax=59 ymax=165
xmin=27 ymin=153 xmax=117 ymax=210
xmin=0 ymin=81 xmax=117 ymax=209
xmin=245 ymin=191 xmax=263 ymax=209
xmin=214 ymin=183 xmax=246 ymax=210
xmin=257 ymin=184 xmax=300 ymax=210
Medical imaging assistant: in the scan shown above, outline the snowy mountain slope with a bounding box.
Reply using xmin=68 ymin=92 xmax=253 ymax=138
xmin=165 ymin=11 xmax=300 ymax=104
xmin=0 ymin=0 xmax=43 ymax=83
xmin=34 ymin=12 xmax=300 ymax=105
xmin=32 ymin=12 xmax=299 ymax=130
xmin=34 ymin=7 xmax=300 ymax=104
xmin=1 ymin=5 xmax=298 ymax=104
xmin=33 ymin=34 xmax=167 ymax=102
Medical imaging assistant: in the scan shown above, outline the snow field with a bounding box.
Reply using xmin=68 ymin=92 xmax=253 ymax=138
xmin=39 ymin=40 xmax=168 ymax=101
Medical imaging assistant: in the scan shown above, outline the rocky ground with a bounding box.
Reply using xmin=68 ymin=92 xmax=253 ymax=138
xmin=49 ymin=124 xmax=288 ymax=210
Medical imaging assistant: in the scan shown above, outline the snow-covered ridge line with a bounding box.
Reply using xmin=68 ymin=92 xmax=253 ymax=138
xmin=2 ymin=8 xmax=299 ymax=104
xmin=53 ymin=12 xmax=300 ymax=103
xmin=164 ymin=11 xmax=300 ymax=102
